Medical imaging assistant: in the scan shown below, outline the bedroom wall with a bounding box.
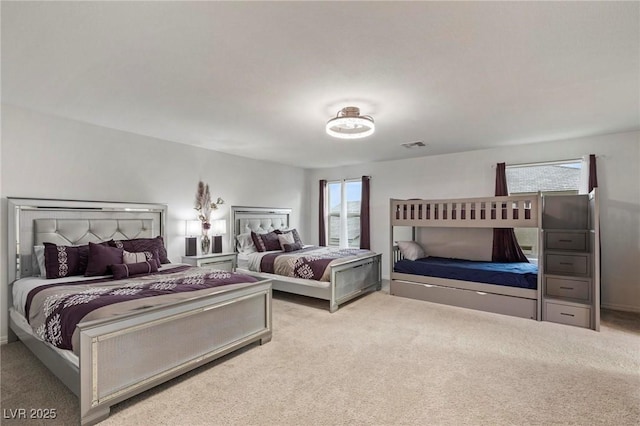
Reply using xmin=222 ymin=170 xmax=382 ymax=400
xmin=0 ymin=104 xmax=309 ymax=343
xmin=305 ymin=130 xmax=640 ymax=313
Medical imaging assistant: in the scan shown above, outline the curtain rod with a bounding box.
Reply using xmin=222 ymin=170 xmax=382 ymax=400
xmin=493 ymin=156 xmax=598 ymax=168
xmin=323 ymin=176 xmax=371 ymax=181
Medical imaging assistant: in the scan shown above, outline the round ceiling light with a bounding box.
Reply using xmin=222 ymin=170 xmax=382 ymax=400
xmin=325 ymin=106 xmax=375 ymax=139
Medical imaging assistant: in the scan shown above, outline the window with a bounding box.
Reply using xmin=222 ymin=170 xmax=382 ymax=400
xmin=328 ymin=179 xmax=362 ymax=248
xmin=506 ymin=160 xmax=582 ymax=257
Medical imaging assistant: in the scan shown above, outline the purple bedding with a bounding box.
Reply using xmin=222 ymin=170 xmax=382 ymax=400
xmin=258 ymin=246 xmax=375 ymax=281
xmin=26 ymin=265 xmax=259 ymax=352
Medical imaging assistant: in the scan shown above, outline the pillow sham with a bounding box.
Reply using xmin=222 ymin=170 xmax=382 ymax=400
xmin=251 ymin=231 xmax=281 ymax=252
xmin=274 ymin=228 xmax=303 ymax=246
xmin=109 ymin=236 xmax=169 ymax=264
xmin=277 ymin=233 xmax=295 ymax=250
xmin=123 ymin=249 xmax=160 ymax=268
xmin=236 ymin=232 xmax=257 ymax=254
xmin=85 ymin=242 xmax=124 ymax=277
xmin=112 ymin=261 xmax=158 ymax=280
xmin=43 ymin=242 xmax=90 ymax=279
xmin=396 ymin=241 xmax=426 ymax=261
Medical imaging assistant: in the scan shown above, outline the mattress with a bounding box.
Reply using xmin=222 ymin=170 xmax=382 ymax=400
xmin=394 ymin=257 xmax=538 ymax=289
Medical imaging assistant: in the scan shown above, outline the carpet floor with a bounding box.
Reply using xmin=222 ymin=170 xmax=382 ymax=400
xmin=2 ymin=288 xmax=639 ymax=425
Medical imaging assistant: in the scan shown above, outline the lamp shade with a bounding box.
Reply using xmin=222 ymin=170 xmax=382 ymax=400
xmin=211 ymin=219 xmax=227 ymax=235
xmin=185 ymin=220 xmax=201 ymax=236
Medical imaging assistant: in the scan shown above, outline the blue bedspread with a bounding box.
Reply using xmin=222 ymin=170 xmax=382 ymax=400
xmin=394 ymin=257 xmax=538 ymax=289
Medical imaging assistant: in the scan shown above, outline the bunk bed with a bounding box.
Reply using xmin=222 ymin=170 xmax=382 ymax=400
xmin=7 ymin=198 xmax=272 ymax=425
xmin=390 ymin=195 xmax=542 ymax=320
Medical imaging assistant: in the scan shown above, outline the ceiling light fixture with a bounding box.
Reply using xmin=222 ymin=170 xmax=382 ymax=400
xmin=326 ymin=106 xmax=375 ymax=139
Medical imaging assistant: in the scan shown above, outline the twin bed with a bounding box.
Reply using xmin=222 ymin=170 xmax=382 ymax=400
xmin=7 ymin=198 xmax=272 ymax=425
xmin=390 ymin=195 xmax=542 ymax=320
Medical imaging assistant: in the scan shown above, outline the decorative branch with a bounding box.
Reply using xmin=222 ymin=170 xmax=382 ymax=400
xmin=194 ymin=180 xmax=224 ymax=229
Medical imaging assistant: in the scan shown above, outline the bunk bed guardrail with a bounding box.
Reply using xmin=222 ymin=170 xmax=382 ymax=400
xmin=391 ymin=195 xmax=539 ymax=228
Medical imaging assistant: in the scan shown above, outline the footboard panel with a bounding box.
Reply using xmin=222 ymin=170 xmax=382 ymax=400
xmin=78 ymin=281 xmax=271 ymax=424
xmin=331 ymin=254 xmax=382 ymax=311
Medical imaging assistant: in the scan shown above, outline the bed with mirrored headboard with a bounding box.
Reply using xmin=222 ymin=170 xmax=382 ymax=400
xmin=231 ymin=206 xmax=382 ymax=313
xmin=7 ymin=198 xmax=272 ymax=425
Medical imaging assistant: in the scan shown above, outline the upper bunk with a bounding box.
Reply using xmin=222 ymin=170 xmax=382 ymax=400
xmin=390 ymin=194 xmax=541 ymax=228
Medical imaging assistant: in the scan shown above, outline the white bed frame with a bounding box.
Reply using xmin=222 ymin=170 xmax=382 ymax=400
xmin=7 ymin=198 xmax=272 ymax=425
xmin=231 ymin=206 xmax=382 ymax=313
xmin=390 ymin=195 xmax=542 ymax=320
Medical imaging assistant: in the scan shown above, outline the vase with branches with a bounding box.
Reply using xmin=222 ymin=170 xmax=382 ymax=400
xmin=194 ymin=181 xmax=224 ymax=254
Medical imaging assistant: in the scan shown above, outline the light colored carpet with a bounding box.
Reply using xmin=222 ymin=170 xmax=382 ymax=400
xmin=2 ymin=288 xmax=639 ymax=425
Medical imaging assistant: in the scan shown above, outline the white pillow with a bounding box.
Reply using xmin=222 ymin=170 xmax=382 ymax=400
xmin=236 ymin=232 xmax=257 ymax=254
xmin=277 ymin=233 xmax=295 ymax=250
xmin=396 ymin=241 xmax=426 ymax=261
xmin=32 ymin=245 xmax=46 ymax=276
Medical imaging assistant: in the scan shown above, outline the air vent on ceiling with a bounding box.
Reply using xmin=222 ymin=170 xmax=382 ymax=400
xmin=401 ymin=141 xmax=426 ymax=149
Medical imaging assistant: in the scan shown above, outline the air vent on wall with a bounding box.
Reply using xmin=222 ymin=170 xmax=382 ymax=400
xmin=401 ymin=141 xmax=426 ymax=149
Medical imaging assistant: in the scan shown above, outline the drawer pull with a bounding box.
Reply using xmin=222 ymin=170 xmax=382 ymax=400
xmin=559 ymin=262 xmax=573 ymax=266
xmin=560 ymin=312 xmax=575 ymax=317
xmin=559 ymin=286 xmax=574 ymax=290
xmin=558 ymin=239 xmax=573 ymax=243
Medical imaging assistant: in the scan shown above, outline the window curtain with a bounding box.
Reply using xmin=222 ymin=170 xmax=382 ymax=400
xmin=319 ymin=180 xmax=327 ymax=246
xmin=492 ymin=163 xmax=528 ymax=263
xmin=360 ymin=176 xmax=371 ymax=249
xmin=579 ymin=154 xmax=598 ymax=194
xmin=588 ymin=154 xmax=598 ymax=192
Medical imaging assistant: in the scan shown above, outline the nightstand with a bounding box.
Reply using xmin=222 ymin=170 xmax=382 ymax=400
xmin=181 ymin=252 xmax=237 ymax=272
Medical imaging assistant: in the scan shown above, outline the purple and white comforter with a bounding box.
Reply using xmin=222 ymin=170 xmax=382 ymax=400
xmin=247 ymin=246 xmax=375 ymax=282
xmin=24 ymin=265 xmax=259 ymax=352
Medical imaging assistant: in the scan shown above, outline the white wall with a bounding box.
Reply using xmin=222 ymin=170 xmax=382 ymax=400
xmin=1 ymin=104 xmax=308 ymax=342
xmin=306 ymin=131 xmax=640 ymax=312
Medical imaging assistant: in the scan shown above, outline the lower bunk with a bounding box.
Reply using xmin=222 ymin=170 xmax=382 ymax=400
xmin=391 ymin=248 xmax=540 ymax=320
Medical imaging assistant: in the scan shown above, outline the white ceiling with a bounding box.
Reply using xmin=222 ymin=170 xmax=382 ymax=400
xmin=2 ymin=1 xmax=639 ymax=169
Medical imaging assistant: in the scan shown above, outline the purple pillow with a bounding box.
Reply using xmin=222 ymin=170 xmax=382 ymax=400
xmin=251 ymin=231 xmax=281 ymax=252
xmin=275 ymin=229 xmax=303 ymax=246
xmin=283 ymin=242 xmax=303 ymax=252
xmin=110 ymin=236 xmax=169 ymax=264
xmin=112 ymin=261 xmax=158 ymax=280
xmin=85 ymin=242 xmax=123 ymax=276
xmin=43 ymin=242 xmax=89 ymax=279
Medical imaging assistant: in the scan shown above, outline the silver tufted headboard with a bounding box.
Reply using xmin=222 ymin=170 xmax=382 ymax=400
xmin=8 ymin=198 xmax=167 ymax=281
xmin=231 ymin=206 xmax=291 ymax=252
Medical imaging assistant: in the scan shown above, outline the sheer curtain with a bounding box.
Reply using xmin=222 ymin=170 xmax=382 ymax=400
xmin=318 ymin=180 xmax=327 ymax=246
xmin=360 ymin=176 xmax=371 ymax=249
xmin=492 ymin=163 xmax=528 ymax=263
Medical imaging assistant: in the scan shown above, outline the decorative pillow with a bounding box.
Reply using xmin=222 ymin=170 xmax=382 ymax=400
xmin=277 ymin=233 xmax=295 ymax=250
xmin=32 ymin=245 xmax=46 ymax=276
xmin=251 ymin=231 xmax=281 ymax=252
xmin=43 ymin=242 xmax=91 ymax=279
xmin=123 ymin=249 xmax=160 ymax=268
xmin=112 ymin=261 xmax=158 ymax=280
xmin=109 ymin=236 xmax=169 ymax=264
xmin=283 ymin=242 xmax=303 ymax=252
xmin=396 ymin=241 xmax=426 ymax=261
xmin=236 ymin=232 xmax=257 ymax=254
xmin=275 ymin=228 xmax=303 ymax=246
xmin=85 ymin=242 xmax=123 ymax=277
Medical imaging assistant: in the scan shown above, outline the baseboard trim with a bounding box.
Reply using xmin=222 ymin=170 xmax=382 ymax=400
xmin=601 ymin=303 xmax=640 ymax=313
xmin=1 ymin=335 xmax=8 ymax=345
